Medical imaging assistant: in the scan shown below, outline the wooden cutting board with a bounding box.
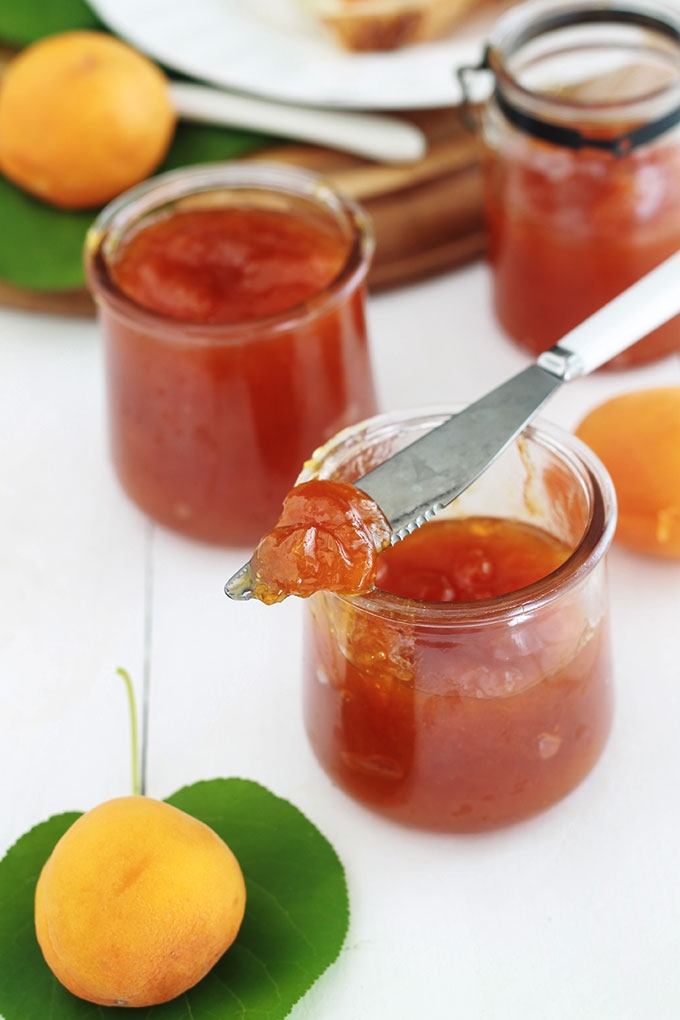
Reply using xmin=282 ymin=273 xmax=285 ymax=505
xmin=0 ymin=106 xmax=485 ymax=316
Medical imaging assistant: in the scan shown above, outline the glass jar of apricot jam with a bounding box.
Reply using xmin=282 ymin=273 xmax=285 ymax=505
xmin=462 ymin=0 xmax=680 ymax=368
xmin=84 ymin=163 xmax=377 ymax=545
xmin=299 ymin=407 xmax=617 ymax=831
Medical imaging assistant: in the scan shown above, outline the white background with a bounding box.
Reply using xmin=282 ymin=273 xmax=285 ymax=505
xmin=1 ymin=260 xmax=679 ymax=1018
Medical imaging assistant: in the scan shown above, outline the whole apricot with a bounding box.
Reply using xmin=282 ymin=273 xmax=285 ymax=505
xmin=34 ymin=796 xmax=246 ymax=1007
xmin=575 ymin=386 xmax=680 ymax=558
xmin=0 ymin=31 xmax=176 ymax=209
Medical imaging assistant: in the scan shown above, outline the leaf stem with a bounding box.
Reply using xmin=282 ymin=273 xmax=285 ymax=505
xmin=116 ymin=667 xmax=141 ymax=796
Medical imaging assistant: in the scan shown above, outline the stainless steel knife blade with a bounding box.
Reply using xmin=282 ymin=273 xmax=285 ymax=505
xmin=353 ymin=246 xmax=680 ymax=539
xmin=356 ymin=363 xmax=563 ymax=540
xmin=224 ymin=249 xmax=680 ymax=600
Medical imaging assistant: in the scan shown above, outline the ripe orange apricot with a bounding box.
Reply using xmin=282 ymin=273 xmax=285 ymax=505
xmin=0 ymin=31 xmax=176 ymax=209
xmin=34 ymin=796 xmax=246 ymax=1007
xmin=575 ymin=387 xmax=680 ymax=559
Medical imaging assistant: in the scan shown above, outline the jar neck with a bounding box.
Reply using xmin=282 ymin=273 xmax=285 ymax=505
xmin=459 ymin=0 xmax=680 ymax=155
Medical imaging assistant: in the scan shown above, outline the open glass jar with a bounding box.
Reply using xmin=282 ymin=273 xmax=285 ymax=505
xmin=300 ymin=407 xmax=616 ymax=831
xmin=85 ymin=162 xmax=377 ymax=546
xmin=462 ymin=0 xmax=680 ymax=368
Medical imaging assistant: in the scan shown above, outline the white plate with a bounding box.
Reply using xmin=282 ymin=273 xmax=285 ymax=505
xmin=88 ymin=0 xmax=501 ymax=110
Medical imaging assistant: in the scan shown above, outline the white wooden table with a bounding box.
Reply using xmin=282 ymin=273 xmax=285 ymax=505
xmin=2 ymin=261 xmax=679 ymax=1019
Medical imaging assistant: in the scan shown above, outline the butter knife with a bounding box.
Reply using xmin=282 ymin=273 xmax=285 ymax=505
xmin=225 ymin=249 xmax=680 ymax=599
xmin=170 ymin=83 xmax=427 ymax=164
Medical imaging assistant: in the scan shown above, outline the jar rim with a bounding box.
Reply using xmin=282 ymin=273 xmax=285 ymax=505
xmin=488 ymin=0 xmax=680 ymax=76
xmin=83 ymin=161 xmax=375 ymax=343
xmin=478 ymin=0 xmax=680 ymax=154
xmin=299 ymin=405 xmax=618 ymax=626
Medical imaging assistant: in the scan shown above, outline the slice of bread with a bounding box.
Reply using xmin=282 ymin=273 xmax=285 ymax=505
xmin=306 ymin=0 xmax=477 ymax=51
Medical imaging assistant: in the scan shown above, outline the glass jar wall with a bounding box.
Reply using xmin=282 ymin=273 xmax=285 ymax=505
xmin=471 ymin=0 xmax=680 ymax=368
xmin=85 ymin=162 xmax=377 ymax=545
xmin=300 ymin=407 xmax=617 ymax=831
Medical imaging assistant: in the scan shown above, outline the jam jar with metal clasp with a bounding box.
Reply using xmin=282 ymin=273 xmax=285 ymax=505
xmin=459 ymin=0 xmax=680 ymax=368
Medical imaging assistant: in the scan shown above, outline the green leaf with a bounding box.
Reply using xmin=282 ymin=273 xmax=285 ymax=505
xmin=0 ymin=0 xmax=102 ymax=47
xmin=161 ymin=121 xmax=272 ymax=172
xmin=0 ymin=2 xmax=273 ymax=292
xmin=0 ymin=180 xmax=95 ymax=290
xmin=0 ymin=779 xmax=349 ymax=1020
xmin=0 ymin=123 xmax=270 ymax=291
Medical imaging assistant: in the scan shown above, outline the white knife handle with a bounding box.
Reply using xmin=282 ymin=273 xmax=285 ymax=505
xmin=169 ymin=82 xmax=426 ymax=164
xmin=538 ymin=249 xmax=680 ymax=378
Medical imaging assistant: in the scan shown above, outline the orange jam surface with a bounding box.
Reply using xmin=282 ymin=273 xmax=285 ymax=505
xmin=304 ymin=514 xmax=613 ymax=831
xmin=375 ymin=516 xmax=568 ymax=600
xmin=250 ymin=479 xmax=392 ymax=604
xmin=97 ymin=206 xmax=376 ymax=545
xmin=110 ymin=207 xmax=349 ymax=323
xmin=484 ymin=135 xmax=680 ymax=367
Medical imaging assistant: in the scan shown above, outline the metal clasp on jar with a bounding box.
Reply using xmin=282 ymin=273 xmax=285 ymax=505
xmin=455 ymin=1 xmax=680 ymax=157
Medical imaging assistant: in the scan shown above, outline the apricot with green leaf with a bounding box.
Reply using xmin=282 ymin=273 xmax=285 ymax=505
xmin=34 ymin=794 xmax=246 ymax=1007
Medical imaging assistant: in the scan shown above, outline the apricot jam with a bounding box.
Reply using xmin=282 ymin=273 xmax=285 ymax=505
xmin=484 ymin=137 xmax=680 ymax=368
xmin=376 ymin=516 xmax=568 ymax=600
xmin=249 ymin=479 xmax=391 ymax=604
xmin=476 ymin=0 xmax=680 ymax=368
xmin=299 ymin=408 xmax=616 ymax=831
xmin=85 ymin=164 xmax=376 ymax=545
xmin=305 ymin=516 xmax=612 ymax=830
xmin=109 ymin=207 xmax=349 ymax=323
